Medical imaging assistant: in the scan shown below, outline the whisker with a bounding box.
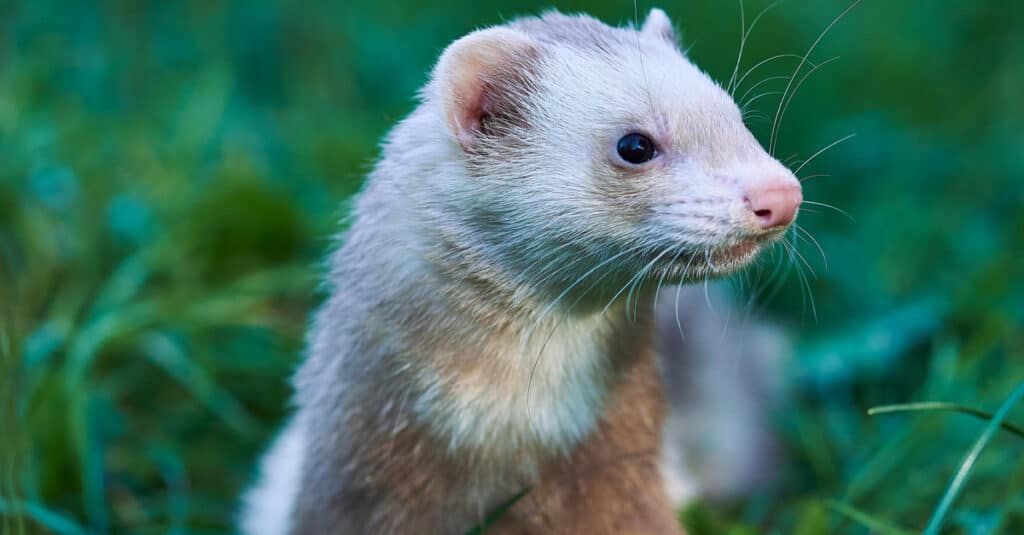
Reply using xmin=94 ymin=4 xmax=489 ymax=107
xmin=771 ymin=56 xmax=842 ymax=155
xmin=734 ymin=53 xmax=812 ymax=97
xmin=728 ymin=1 xmax=782 ymax=95
xmin=792 ymin=133 xmax=856 ymax=176
xmin=478 ymin=235 xmax=602 ymax=341
xmin=769 ymin=0 xmax=862 ymax=155
xmin=523 ymin=243 xmax=648 ymax=430
xmin=780 ymin=237 xmax=819 ymax=322
xmin=725 ymin=0 xmax=746 ymax=96
xmin=511 ymin=237 xmax=590 ymax=291
xmin=630 ymin=248 xmax=671 ymax=317
xmin=742 ymin=111 xmax=773 ymax=124
xmin=673 ymin=253 xmax=701 ymax=340
xmin=787 ymin=234 xmax=818 ymax=279
xmin=627 ymin=247 xmax=673 ymax=321
xmin=653 ymin=249 xmax=685 ymax=304
xmin=755 ymin=241 xmax=794 ymax=311
xmin=803 ymin=200 xmax=855 ymax=221
xmin=602 ymin=247 xmax=671 ymax=316
xmin=529 ymin=245 xmax=641 ymax=332
xmin=795 ymin=224 xmax=828 ymax=272
xmin=738 ymin=75 xmax=789 ymax=108
xmin=742 ymin=90 xmax=785 ymax=111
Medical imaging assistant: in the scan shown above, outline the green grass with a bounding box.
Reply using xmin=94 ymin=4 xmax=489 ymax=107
xmin=3 ymin=0 xmax=1024 ymax=533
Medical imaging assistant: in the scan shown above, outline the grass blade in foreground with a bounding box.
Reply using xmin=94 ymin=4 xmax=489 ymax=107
xmin=922 ymin=381 xmax=1024 ymax=535
xmin=868 ymin=402 xmax=1024 ymax=439
xmin=825 ymin=500 xmax=913 ymax=535
xmin=464 ymin=487 xmax=531 ymax=535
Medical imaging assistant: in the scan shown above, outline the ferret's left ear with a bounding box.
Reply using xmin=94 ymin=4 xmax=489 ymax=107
xmin=641 ymin=8 xmax=678 ymax=46
xmin=432 ymin=27 xmax=539 ymax=149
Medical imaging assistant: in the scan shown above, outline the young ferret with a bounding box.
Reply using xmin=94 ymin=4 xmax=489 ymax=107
xmin=241 ymin=8 xmax=801 ymax=534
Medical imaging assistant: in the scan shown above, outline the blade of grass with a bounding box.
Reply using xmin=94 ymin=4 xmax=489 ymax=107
xmin=137 ymin=332 xmax=258 ymax=435
xmin=2 ymin=452 xmax=26 ymax=535
xmin=464 ymin=487 xmax=531 ymax=535
xmin=868 ymin=402 xmax=1024 ymax=439
xmin=0 ymin=499 xmax=89 ymax=535
xmin=825 ymin=500 xmax=913 ymax=535
xmin=923 ymin=381 xmax=1024 ymax=535
xmin=147 ymin=445 xmax=189 ymax=535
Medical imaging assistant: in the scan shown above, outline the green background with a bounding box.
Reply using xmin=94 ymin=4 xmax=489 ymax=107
xmin=2 ymin=0 xmax=1023 ymax=533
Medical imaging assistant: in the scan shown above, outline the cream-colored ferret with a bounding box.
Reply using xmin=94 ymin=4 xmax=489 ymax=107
xmin=241 ymin=8 xmax=801 ymax=534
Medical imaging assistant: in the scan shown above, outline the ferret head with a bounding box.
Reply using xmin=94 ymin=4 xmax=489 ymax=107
xmin=426 ymin=9 xmax=802 ymax=308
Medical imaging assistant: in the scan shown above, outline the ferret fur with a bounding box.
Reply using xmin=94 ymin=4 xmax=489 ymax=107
xmin=240 ymin=8 xmax=795 ymax=534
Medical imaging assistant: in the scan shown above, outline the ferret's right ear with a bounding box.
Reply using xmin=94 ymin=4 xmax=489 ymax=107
xmin=432 ymin=28 xmax=539 ymax=149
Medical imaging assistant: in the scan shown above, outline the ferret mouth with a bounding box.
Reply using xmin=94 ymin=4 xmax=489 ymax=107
xmin=709 ymin=238 xmax=763 ymax=266
xmin=648 ymin=235 xmax=772 ymax=278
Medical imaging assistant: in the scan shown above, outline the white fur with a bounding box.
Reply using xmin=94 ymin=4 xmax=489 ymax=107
xmin=641 ymin=7 xmax=674 ymax=41
xmin=238 ymin=420 xmax=305 ymax=535
xmin=240 ymin=8 xmax=797 ymax=531
xmin=426 ymin=15 xmax=798 ymax=285
xmin=660 ymin=426 xmax=700 ymax=504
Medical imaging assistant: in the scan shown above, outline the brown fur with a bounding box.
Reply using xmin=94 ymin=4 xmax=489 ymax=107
xmin=491 ymin=314 xmax=682 ymax=535
xmin=243 ymin=9 xmax=797 ymax=534
xmin=289 ymin=308 xmax=681 ymax=534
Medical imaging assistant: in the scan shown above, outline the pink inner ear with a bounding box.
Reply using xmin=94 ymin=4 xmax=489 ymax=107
xmin=456 ymin=80 xmax=495 ymax=148
xmin=438 ymin=28 xmax=536 ymax=149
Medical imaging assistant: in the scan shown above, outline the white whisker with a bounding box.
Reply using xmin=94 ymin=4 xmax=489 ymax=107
xmin=803 ymin=200 xmax=855 ymax=221
xmin=795 ymin=224 xmax=828 ymax=272
xmin=769 ymin=0 xmax=862 ymax=155
xmin=728 ymin=1 xmax=782 ymax=95
xmin=771 ymin=56 xmax=842 ymax=154
xmin=739 ymin=75 xmax=788 ymax=108
xmin=792 ymin=133 xmax=856 ymax=175
xmin=742 ymin=90 xmax=784 ymax=112
xmin=734 ymin=54 xmax=811 ymax=97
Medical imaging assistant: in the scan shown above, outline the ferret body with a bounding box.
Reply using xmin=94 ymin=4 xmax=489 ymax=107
xmin=241 ymin=8 xmax=801 ymax=534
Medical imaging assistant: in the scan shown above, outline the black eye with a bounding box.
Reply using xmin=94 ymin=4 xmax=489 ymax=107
xmin=616 ymin=133 xmax=657 ymax=164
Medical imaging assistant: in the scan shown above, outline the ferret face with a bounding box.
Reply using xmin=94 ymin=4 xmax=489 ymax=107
xmin=431 ymin=9 xmax=802 ymax=304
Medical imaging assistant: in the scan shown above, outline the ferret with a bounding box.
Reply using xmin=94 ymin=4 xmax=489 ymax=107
xmin=240 ymin=8 xmax=802 ymax=534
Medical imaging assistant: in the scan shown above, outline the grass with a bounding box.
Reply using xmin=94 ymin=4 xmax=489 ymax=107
xmin=2 ymin=0 xmax=1024 ymax=533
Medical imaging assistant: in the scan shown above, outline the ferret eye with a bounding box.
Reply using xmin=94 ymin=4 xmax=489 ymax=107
xmin=616 ymin=133 xmax=657 ymax=164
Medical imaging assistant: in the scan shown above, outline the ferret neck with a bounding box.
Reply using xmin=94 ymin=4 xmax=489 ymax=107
xmin=389 ymin=241 xmax=654 ymax=456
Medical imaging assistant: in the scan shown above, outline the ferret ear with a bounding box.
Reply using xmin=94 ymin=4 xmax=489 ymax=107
xmin=432 ymin=27 xmax=539 ymax=149
xmin=641 ymin=8 xmax=678 ymax=45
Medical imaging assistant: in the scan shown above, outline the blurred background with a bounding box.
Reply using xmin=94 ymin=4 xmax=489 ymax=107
xmin=1 ymin=0 xmax=1022 ymax=533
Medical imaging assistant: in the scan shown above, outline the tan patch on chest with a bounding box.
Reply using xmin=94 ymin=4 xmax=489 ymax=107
xmin=419 ymin=310 xmax=620 ymax=457
xmin=487 ymin=321 xmax=685 ymax=535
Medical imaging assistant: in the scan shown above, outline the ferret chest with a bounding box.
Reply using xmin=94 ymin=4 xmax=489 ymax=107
xmin=414 ymin=311 xmax=623 ymax=459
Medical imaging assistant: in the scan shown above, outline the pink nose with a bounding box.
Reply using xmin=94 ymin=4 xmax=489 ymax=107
xmin=744 ymin=181 xmax=802 ymax=229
